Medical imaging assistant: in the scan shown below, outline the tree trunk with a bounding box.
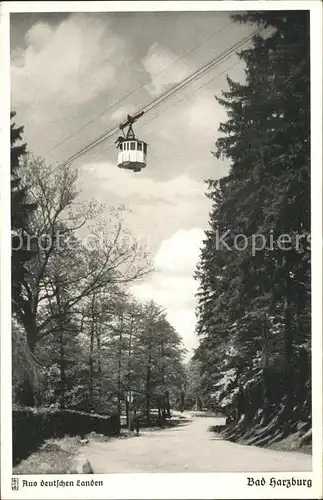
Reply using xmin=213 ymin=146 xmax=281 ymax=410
xmin=165 ymin=390 xmax=171 ymax=418
xmin=117 ymin=312 xmax=123 ymax=416
xmin=125 ymin=399 xmax=129 ymax=426
xmin=16 ymin=311 xmax=37 ymax=406
xmin=24 ymin=312 xmax=38 ymax=353
xmin=145 ymin=359 xmax=151 ymax=422
xmin=59 ymin=331 xmax=65 ymax=409
xmin=180 ymin=391 xmax=185 ymax=412
xmin=89 ymin=329 xmax=94 ymax=409
xmin=283 ymin=255 xmax=294 ymax=411
xmin=56 ymin=284 xmax=65 ymax=409
xmin=88 ymin=294 xmax=95 ymax=410
xmin=259 ymin=268 xmax=270 ymax=422
xmin=96 ymin=318 xmax=102 ymax=398
xmin=261 ymin=316 xmax=270 ymax=421
xmin=127 ymin=317 xmax=133 ymax=410
xmin=262 ymin=319 xmax=269 ymax=370
xmin=16 ymin=379 xmax=35 ymax=407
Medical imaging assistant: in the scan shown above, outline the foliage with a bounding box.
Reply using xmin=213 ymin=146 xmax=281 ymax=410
xmin=12 ymin=405 xmax=120 ymax=465
xmin=12 ymin=319 xmax=41 ymax=406
xmin=194 ymin=11 xmax=311 ymax=442
xmin=33 ymin=293 xmax=186 ymax=423
xmin=183 ymin=359 xmax=204 ymax=410
xmin=11 ymin=112 xmax=38 ymax=405
xmin=11 ymin=112 xmax=38 ymax=305
xmin=11 ymin=120 xmax=186 ymax=436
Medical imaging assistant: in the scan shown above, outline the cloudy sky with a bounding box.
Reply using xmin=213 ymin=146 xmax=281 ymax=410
xmin=10 ymin=10 xmax=253 ymax=357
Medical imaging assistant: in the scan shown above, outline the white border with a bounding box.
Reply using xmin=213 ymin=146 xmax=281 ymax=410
xmin=1 ymin=2 xmax=322 ymax=499
xmin=310 ymin=2 xmax=323 ymax=495
xmin=5 ymin=0 xmax=321 ymax=13
xmin=0 ymin=0 xmax=13 ymax=493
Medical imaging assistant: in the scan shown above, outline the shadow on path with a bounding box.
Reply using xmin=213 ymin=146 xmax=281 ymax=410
xmin=207 ymin=422 xmax=228 ymax=441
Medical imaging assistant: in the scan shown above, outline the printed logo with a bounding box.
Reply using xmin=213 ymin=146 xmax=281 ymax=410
xmin=11 ymin=477 xmax=19 ymax=491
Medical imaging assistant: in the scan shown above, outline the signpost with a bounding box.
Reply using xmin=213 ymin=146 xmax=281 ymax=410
xmin=127 ymin=391 xmax=133 ymax=436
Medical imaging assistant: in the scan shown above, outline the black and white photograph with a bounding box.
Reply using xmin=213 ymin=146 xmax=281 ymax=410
xmin=1 ymin=1 xmax=322 ymax=499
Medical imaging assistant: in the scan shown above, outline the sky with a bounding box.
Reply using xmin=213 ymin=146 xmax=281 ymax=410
xmin=10 ymin=10 xmax=253 ymax=357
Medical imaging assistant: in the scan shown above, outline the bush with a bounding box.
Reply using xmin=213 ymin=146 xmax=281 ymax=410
xmin=12 ymin=320 xmax=40 ymax=406
xmin=12 ymin=405 xmax=120 ymax=465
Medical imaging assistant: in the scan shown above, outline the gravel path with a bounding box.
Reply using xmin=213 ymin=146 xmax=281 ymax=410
xmin=85 ymin=413 xmax=312 ymax=473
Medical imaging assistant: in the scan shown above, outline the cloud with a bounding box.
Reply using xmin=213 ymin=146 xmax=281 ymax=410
xmin=110 ymin=105 xmax=138 ymax=125
xmin=131 ymin=275 xmax=200 ymax=357
xmin=149 ymin=88 xmax=226 ymax=148
xmin=10 ymin=12 xmax=244 ymax=358
xmin=131 ymin=227 xmax=204 ymax=356
xmin=142 ymin=42 xmax=191 ymax=96
xmin=11 ymin=14 xmax=127 ymax=108
xmin=26 ymin=22 xmax=53 ymax=47
xmin=167 ymin=309 xmax=199 ymax=355
xmin=80 ymin=161 xmax=205 ymax=205
xmin=77 ymin=161 xmax=212 ymax=265
xmin=154 ymin=227 xmax=204 ymax=273
xmin=132 ymin=274 xmax=198 ymax=310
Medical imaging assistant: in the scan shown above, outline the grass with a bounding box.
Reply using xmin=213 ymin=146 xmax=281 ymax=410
xmin=12 ymin=413 xmax=192 ymax=474
xmin=218 ymin=416 xmax=312 ymax=456
xmin=267 ymin=432 xmax=312 ymax=455
xmin=13 ymin=436 xmax=82 ymax=475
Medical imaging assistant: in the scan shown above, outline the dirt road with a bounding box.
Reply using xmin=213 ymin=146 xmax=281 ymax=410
xmin=84 ymin=413 xmax=311 ymax=473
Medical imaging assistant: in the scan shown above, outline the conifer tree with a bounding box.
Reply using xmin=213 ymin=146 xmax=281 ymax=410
xmin=11 ymin=111 xmax=37 ymax=312
xmin=195 ymin=11 xmax=311 ymax=440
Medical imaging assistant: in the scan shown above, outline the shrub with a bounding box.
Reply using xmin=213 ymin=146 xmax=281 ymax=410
xmin=12 ymin=405 xmax=120 ymax=465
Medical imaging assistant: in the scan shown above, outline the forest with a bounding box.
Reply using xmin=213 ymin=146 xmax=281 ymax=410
xmin=193 ymin=11 xmax=311 ymax=448
xmin=11 ymin=10 xmax=311 ymax=460
xmin=11 ymin=113 xmax=186 ymax=428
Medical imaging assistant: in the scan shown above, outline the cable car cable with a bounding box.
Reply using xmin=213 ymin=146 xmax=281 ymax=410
xmin=70 ymin=43 xmax=306 ymax=170
xmin=44 ymin=21 xmax=232 ymax=157
xmin=138 ymin=30 xmax=260 ymax=116
xmin=58 ymin=29 xmax=258 ymax=167
xmin=90 ymin=59 xmax=242 ymax=162
xmin=58 ymin=28 xmax=261 ymax=168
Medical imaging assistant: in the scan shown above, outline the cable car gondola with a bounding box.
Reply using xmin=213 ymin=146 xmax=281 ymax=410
xmin=116 ymin=111 xmax=147 ymax=173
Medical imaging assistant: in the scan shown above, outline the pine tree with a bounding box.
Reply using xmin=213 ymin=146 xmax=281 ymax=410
xmin=11 ymin=111 xmax=37 ymax=313
xmin=195 ymin=11 xmax=311 ymax=442
xmin=11 ymin=112 xmax=38 ymax=406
